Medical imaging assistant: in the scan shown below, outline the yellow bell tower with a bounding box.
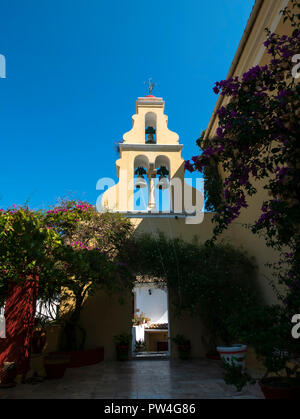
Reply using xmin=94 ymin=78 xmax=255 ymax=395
xmin=101 ymin=93 xmax=203 ymax=224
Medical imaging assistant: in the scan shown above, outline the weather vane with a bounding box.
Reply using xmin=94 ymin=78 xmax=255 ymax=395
xmin=145 ymin=78 xmax=156 ymax=95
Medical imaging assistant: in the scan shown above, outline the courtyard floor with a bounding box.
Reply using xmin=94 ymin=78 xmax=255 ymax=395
xmin=0 ymin=359 xmax=264 ymax=399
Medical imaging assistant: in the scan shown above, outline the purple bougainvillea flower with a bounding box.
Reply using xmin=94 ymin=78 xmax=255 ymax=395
xmin=184 ymin=160 xmax=194 ymax=173
xmin=217 ymin=107 xmax=227 ymax=118
xmin=216 ymin=127 xmax=224 ymax=138
xmin=213 ymin=86 xmax=220 ymax=95
xmin=277 ymin=90 xmax=289 ymax=99
xmin=203 ymin=147 xmax=215 ymax=157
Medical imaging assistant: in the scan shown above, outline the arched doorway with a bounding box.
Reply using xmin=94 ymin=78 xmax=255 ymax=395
xmin=132 ymin=277 xmax=170 ymax=359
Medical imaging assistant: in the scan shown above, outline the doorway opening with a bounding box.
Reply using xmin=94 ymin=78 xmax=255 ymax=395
xmin=132 ymin=278 xmax=170 ymax=359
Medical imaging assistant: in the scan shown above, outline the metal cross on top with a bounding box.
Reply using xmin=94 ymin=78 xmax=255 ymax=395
xmin=145 ymin=78 xmax=156 ymax=95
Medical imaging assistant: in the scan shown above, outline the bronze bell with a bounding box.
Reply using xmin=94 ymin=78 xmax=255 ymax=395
xmin=145 ymin=127 xmax=156 ymax=144
xmin=157 ymin=177 xmax=169 ymax=190
xmin=135 ymin=167 xmax=147 ymax=189
xmin=135 ymin=176 xmax=147 ymax=189
xmin=156 ymin=166 xmax=170 ymax=190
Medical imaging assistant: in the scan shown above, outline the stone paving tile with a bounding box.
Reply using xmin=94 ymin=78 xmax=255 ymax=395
xmin=0 ymin=359 xmax=264 ymax=399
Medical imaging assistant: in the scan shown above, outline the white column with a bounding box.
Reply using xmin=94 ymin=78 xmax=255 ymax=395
xmin=148 ymin=173 xmax=156 ymax=211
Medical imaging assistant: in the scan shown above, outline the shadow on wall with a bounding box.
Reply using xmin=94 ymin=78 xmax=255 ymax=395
xmin=79 ymin=290 xmax=132 ymax=361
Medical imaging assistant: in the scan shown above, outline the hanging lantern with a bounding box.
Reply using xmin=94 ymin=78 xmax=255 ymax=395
xmin=145 ymin=127 xmax=156 ymax=144
xmin=135 ymin=167 xmax=147 ymax=189
xmin=156 ymin=166 xmax=170 ymax=190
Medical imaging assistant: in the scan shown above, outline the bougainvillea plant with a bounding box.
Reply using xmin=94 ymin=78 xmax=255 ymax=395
xmin=186 ymin=3 xmax=299 ymax=246
xmin=185 ymin=2 xmax=300 ymax=389
xmin=0 ymin=206 xmax=62 ymax=307
xmin=0 ymin=201 xmax=134 ymax=352
xmin=45 ymin=200 xmax=134 ymax=350
xmin=186 ymin=3 xmax=299 ymax=292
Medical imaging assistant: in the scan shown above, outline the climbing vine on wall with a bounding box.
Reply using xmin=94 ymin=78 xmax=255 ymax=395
xmin=185 ymin=1 xmax=300 ymax=351
xmin=125 ymin=233 xmax=259 ymax=345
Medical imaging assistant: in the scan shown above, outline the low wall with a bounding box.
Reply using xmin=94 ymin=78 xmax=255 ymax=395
xmin=169 ymin=308 xmax=206 ymax=359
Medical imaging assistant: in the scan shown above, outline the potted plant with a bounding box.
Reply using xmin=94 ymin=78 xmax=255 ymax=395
xmin=173 ymin=335 xmax=191 ymax=360
xmin=44 ymin=354 xmax=70 ymax=380
xmin=199 ymin=292 xmax=253 ymax=368
xmin=0 ymin=362 xmax=17 ymax=388
xmin=114 ymin=334 xmax=132 ymax=361
xmin=132 ymin=312 xmax=150 ymax=327
xmin=223 ymin=347 xmax=300 ymax=399
xmin=135 ymin=340 xmax=146 ymax=353
xmin=222 ymin=304 xmax=300 ymax=399
xmin=217 ymin=344 xmax=247 ymax=368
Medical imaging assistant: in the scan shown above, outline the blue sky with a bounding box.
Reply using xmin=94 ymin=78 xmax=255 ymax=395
xmin=0 ymin=0 xmax=255 ymax=210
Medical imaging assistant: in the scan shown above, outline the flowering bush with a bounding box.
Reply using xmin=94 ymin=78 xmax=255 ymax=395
xmin=0 ymin=201 xmax=134 ymax=351
xmin=45 ymin=200 xmax=134 ymax=351
xmin=186 ymin=2 xmax=300 ymax=390
xmin=0 ymin=206 xmax=62 ymax=306
xmin=186 ymin=2 xmax=299 ymax=301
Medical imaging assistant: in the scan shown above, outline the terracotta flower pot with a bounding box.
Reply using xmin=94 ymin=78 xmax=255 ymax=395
xmin=178 ymin=344 xmax=191 ymax=360
xmin=259 ymin=377 xmax=300 ymax=400
xmin=0 ymin=362 xmax=17 ymax=388
xmin=44 ymin=355 xmax=69 ymax=380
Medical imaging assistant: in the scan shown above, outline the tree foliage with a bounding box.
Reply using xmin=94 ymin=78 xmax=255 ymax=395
xmin=0 ymin=201 xmax=135 ymax=351
xmin=0 ymin=207 xmax=62 ymax=307
xmin=44 ymin=201 xmax=135 ymax=350
xmin=126 ymin=233 xmax=260 ymax=346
